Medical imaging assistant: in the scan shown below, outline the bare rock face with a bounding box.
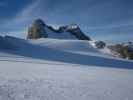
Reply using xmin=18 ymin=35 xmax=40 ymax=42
xmin=27 ymin=19 xmax=48 ymax=39
xmin=94 ymin=41 xmax=106 ymax=49
xmin=108 ymin=42 xmax=133 ymax=60
xmin=58 ymin=24 xmax=91 ymax=40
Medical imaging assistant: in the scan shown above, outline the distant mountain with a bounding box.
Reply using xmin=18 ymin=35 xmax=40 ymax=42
xmin=27 ymin=19 xmax=91 ymax=40
xmin=27 ymin=19 xmax=48 ymax=39
xmin=57 ymin=24 xmax=91 ymax=40
xmin=108 ymin=42 xmax=133 ymax=60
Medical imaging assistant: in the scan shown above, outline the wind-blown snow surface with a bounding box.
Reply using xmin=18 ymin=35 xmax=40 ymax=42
xmin=0 ymin=36 xmax=133 ymax=100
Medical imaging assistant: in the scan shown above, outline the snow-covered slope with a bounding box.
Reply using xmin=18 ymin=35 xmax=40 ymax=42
xmin=44 ymin=26 xmax=77 ymax=39
xmin=0 ymin=36 xmax=133 ymax=100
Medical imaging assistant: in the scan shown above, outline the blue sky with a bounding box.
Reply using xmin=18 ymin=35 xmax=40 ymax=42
xmin=0 ymin=0 xmax=133 ymax=43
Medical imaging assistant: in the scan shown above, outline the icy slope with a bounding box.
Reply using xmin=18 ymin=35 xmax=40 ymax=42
xmin=32 ymin=38 xmax=112 ymax=56
xmin=1 ymin=36 xmax=132 ymax=68
xmin=0 ymin=36 xmax=133 ymax=100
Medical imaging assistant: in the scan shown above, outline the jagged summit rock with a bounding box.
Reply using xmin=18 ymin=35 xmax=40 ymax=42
xmin=58 ymin=24 xmax=79 ymax=32
xmin=94 ymin=41 xmax=106 ymax=49
xmin=58 ymin=24 xmax=91 ymax=40
xmin=33 ymin=19 xmax=46 ymax=27
xmin=27 ymin=19 xmax=48 ymax=39
xmin=27 ymin=19 xmax=91 ymax=40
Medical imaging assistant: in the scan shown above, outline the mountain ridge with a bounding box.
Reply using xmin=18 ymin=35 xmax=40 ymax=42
xmin=27 ymin=19 xmax=91 ymax=40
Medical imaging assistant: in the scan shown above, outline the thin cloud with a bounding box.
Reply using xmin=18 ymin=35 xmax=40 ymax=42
xmin=1 ymin=0 xmax=133 ymax=36
xmin=1 ymin=0 xmax=41 ymax=31
xmin=14 ymin=0 xmax=41 ymax=23
xmin=86 ymin=21 xmax=133 ymax=30
xmin=0 ymin=0 xmax=58 ymax=35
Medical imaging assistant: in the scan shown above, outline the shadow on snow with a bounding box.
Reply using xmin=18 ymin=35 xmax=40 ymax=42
xmin=0 ymin=37 xmax=133 ymax=69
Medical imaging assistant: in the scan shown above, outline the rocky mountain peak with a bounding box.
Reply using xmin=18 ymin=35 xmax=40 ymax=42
xmin=33 ymin=19 xmax=46 ymax=27
xmin=27 ymin=19 xmax=91 ymax=40
xmin=66 ymin=24 xmax=79 ymax=30
xmin=27 ymin=19 xmax=48 ymax=39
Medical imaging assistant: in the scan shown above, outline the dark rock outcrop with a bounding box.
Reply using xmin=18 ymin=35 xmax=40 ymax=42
xmin=58 ymin=24 xmax=91 ymax=40
xmin=108 ymin=42 xmax=133 ymax=60
xmin=27 ymin=19 xmax=48 ymax=39
xmin=94 ymin=41 xmax=106 ymax=49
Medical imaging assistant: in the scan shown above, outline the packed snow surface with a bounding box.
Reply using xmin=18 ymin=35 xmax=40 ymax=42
xmin=0 ymin=36 xmax=133 ymax=100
